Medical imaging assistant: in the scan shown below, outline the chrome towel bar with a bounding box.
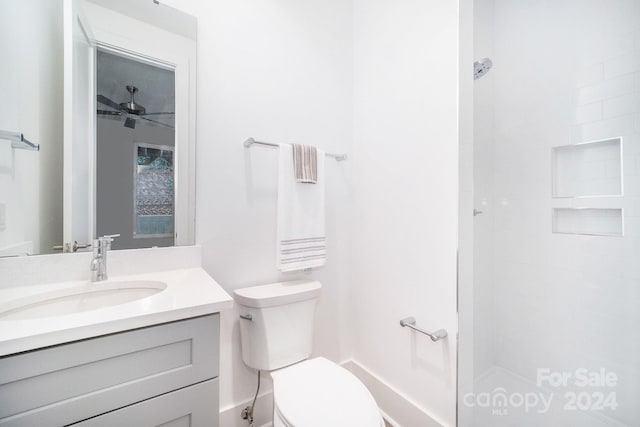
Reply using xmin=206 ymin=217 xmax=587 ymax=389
xmin=0 ymin=130 xmax=40 ymax=151
xmin=399 ymin=317 xmax=448 ymax=342
xmin=244 ymin=138 xmax=347 ymax=161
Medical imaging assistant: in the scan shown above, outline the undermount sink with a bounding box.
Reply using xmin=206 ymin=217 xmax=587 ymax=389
xmin=0 ymin=280 xmax=167 ymax=321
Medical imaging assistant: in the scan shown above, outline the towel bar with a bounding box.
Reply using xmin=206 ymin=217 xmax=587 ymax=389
xmin=399 ymin=317 xmax=448 ymax=342
xmin=0 ymin=130 xmax=40 ymax=151
xmin=244 ymin=138 xmax=347 ymax=161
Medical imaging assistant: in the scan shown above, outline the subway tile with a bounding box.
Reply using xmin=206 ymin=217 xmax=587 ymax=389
xmin=604 ymin=53 xmax=640 ymax=79
xmin=603 ymin=93 xmax=640 ymax=118
xmin=575 ymin=63 xmax=604 ymax=88
xmin=573 ymin=114 xmax=638 ymax=142
xmin=577 ymin=72 xmax=640 ymax=104
xmin=622 ymin=132 xmax=640 ymax=154
xmin=575 ymin=101 xmax=602 ymax=124
xmin=579 ymin=31 xmax=636 ymax=66
xmin=601 ymin=31 xmax=636 ymax=61
xmin=625 ymin=172 xmax=640 ymax=196
xmin=606 ymin=157 xmax=622 ymax=178
xmin=624 ymin=200 xmax=640 ymax=218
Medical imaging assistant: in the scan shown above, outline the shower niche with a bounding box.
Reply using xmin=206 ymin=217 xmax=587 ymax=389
xmin=552 ymin=208 xmax=623 ymax=236
xmin=551 ymin=137 xmax=623 ymax=236
xmin=552 ymin=137 xmax=622 ymax=198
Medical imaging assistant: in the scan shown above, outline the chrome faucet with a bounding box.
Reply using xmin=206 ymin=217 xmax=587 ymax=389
xmin=90 ymin=234 xmax=120 ymax=282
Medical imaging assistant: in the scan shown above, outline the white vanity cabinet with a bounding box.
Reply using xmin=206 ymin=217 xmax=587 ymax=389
xmin=0 ymin=314 xmax=220 ymax=427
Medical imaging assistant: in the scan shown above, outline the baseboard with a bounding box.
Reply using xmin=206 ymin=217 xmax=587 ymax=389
xmin=342 ymin=360 xmax=445 ymax=427
xmin=219 ymin=391 xmax=274 ymax=427
xmin=221 ymin=359 xmax=444 ymax=427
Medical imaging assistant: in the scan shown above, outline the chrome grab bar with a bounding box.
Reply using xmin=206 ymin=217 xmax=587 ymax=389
xmin=399 ymin=317 xmax=448 ymax=342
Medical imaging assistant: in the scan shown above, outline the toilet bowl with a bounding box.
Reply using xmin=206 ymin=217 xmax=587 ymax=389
xmin=234 ymin=281 xmax=383 ymax=427
xmin=271 ymin=357 xmax=384 ymax=427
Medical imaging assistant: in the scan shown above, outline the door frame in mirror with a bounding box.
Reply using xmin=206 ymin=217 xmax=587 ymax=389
xmin=63 ymin=0 xmax=97 ymax=252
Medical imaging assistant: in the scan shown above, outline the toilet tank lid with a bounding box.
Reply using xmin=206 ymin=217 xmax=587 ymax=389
xmin=234 ymin=281 xmax=321 ymax=308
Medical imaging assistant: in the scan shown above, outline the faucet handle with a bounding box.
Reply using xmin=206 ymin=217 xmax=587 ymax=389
xmin=97 ymin=234 xmax=120 ymax=250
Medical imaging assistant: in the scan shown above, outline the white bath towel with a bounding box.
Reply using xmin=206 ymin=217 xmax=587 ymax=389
xmin=277 ymin=144 xmax=326 ymax=272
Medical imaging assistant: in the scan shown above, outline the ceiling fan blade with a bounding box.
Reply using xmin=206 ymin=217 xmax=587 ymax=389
xmin=97 ymin=110 xmax=123 ymax=116
xmin=124 ymin=117 xmax=137 ymax=129
xmin=139 ymin=112 xmax=175 ymax=116
xmin=97 ymin=94 xmax=125 ymax=111
xmin=138 ymin=116 xmax=175 ymax=129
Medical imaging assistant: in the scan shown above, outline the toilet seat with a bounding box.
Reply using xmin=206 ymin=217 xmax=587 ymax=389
xmin=271 ymin=357 xmax=383 ymax=427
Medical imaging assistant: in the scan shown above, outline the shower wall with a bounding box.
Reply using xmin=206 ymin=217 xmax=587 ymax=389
xmin=474 ymin=0 xmax=640 ymax=424
xmin=472 ymin=0 xmax=495 ymax=379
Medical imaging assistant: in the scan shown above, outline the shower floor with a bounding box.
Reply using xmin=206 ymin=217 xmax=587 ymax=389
xmin=471 ymin=366 xmax=626 ymax=427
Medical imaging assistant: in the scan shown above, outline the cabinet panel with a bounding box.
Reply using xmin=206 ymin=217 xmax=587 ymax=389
xmin=0 ymin=314 xmax=219 ymax=427
xmin=74 ymin=379 xmax=219 ymax=427
xmin=158 ymin=416 xmax=191 ymax=427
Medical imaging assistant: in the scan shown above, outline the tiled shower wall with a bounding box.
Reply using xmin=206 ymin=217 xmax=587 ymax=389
xmin=475 ymin=0 xmax=640 ymax=424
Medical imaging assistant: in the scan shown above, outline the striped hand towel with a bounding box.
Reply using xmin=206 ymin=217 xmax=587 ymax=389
xmin=277 ymin=144 xmax=326 ymax=272
xmin=292 ymin=144 xmax=318 ymax=184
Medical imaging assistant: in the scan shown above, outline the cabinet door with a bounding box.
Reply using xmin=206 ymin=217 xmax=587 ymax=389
xmin=0 ymin=314 xmax=219 ymax=427
xmin=74 ymin=379 xmax=219 ymax=427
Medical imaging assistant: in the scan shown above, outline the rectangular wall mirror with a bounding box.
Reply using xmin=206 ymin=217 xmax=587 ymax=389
xmin=0 ymin=0 xmax=196 ymax=256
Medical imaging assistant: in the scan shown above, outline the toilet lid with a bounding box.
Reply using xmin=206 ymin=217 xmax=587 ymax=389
xmin=271 ymin=357 xmax=381 ymax=427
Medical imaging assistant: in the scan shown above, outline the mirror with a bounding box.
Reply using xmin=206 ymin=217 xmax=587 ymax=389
xmin=0 ymin=0 xmax=196 ymax=257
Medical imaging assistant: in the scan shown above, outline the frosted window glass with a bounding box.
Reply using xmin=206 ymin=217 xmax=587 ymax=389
xmin=134 ymin=144 xmax=174 ymax=238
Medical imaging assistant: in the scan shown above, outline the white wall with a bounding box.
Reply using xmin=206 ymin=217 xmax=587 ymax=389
xmin=163 ymin=1 xmax=461 ymax=425
xmin=350 ymin=1 xmax=460 ymax=425
xmin=0 ymin=0 xmax=63 ymax=256
xmin=161 ymin=1 xmax=354 ymax=424
xmin=473 ymin=0 xmax=640 ymax=424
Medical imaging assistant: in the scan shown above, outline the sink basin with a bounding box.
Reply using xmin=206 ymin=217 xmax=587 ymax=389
xmin=0 ymin=280 xmax=167 ymax=321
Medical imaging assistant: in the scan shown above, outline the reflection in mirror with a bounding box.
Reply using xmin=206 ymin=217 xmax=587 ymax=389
xmin=0 ymin=0 xmax=63 ymax=257
xmin=0 ymin=0 xmax=196 ymax=257
xmin=96 ymin=50 xmax=176 ymax=250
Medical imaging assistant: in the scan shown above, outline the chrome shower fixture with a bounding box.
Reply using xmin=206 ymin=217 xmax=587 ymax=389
xmin=474 ymin=58 xmax=493 ymax=80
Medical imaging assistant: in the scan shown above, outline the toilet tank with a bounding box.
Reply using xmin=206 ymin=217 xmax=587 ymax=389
xmin=234 ymin=281 xmax=321 ymax=371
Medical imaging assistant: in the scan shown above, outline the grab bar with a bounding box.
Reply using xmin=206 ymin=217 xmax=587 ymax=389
xmin=399 ymin=317 xmax=447 ymax=342
xmin=0 ymin=130 xmax=40 ymax=151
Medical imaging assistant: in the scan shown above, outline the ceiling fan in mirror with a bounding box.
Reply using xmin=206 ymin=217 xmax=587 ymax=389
xmin=97 ymin=85 xmax=174 ymax=129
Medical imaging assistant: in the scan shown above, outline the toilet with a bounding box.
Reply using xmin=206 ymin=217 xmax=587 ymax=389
xmin=234 ymin=280 xmax=384 ymax=427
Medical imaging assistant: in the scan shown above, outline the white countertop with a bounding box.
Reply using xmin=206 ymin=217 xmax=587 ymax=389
xmin=0 ymin=267 xmax=233 ymax=356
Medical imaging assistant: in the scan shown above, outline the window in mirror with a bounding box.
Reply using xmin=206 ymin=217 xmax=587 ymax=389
xmin=134 ymin=143 xmax=175 ymax=239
